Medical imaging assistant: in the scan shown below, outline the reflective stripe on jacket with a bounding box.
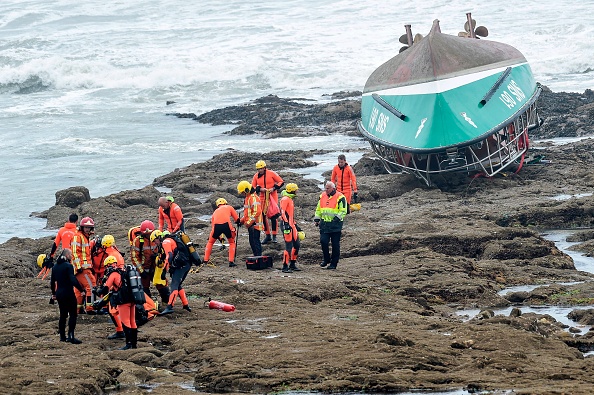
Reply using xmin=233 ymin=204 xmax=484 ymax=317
xmin=314 ymin=190 xmax=347 ymax=233
xmin=71 ymin=231 xmax=92 ymax=270
xmin=131 ymin=235 xmax=158 ymax=271
xmin=243 ymin=192 xmax=263 ymax=230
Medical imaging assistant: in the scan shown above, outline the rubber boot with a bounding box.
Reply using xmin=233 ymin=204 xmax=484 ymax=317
xmin=108 ymin=331 xmax=125 ymax=340
xmin=272 ymin=235 xmax=278 ymax=243
xmin=130 ymin=328 xmax=138 ymax=349
xmin=120 ymin=326 xmax=133 ymax=350
xmin=282 ymin=264 xmax=293 ymax=273
xmin=289 ymin=260 xmax=301 ymax=271
xmin=182 ymin=304 xmax=192 ymax=312
xmin=59 ymin=332 xmax=67 ymax=342
xmin=66 ymin=331 xmax=82 ymax=344
xmin=158 ymin=287 xmax=171 ymax=305
xmin=160 ymin=304 xmax=175 ymax=315
xmin=229 ymin=261 xmax=237 ymax=267
xmin=261 ymin=234 xmax=272 ymax=244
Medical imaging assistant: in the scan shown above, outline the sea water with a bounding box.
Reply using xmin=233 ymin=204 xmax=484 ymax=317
xmin=1 ymin=0 xmax=593 ymax=242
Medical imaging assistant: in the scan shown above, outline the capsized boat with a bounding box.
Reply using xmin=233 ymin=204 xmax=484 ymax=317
xmin=358 ymin=14 xmax=542 ymax=186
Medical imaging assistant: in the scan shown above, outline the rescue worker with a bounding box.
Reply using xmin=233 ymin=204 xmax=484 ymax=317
xmin=97 ymin=234 xmax=128 ymax=337
xmin=131 ymin=220 xmax=170 ymax=304
xmin=331 ymin=154 xmax=358 ymax=213
xmin=96 ymin=256 xmax=138 ymax=350
xmin=203 ymin=198 xmax=240 ymax=267
xmin=314 ymin=181 xmax=348 ymax=270
xmin=280 ymin=183 xmax=302 ymax=273
xmin=251 ymin=160 xmax=284 ymax=244
xmin=237 ymin=180 xmax=263 ymax=257
xmin=50 ymin=248 xmax=84 ymax=344
xmin=158 ymin=196 xmax=184 ymax=233
xmin=71 ymin=216 xmax=96 ymax=313
xmin=151 ymin=230 xmax=193 ymax=315
xmin=49 ymin=213 xmax=78 ymax=259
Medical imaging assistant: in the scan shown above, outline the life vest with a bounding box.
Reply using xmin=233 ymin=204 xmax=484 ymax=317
xmin=314 ymin=191 xmax=347 ymax=223
xmin=243 ymin=192 xmax=263 ymax=230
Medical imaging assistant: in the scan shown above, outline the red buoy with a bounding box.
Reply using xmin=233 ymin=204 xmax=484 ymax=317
xmin=208 ymin=300 xmax=235 ymax=312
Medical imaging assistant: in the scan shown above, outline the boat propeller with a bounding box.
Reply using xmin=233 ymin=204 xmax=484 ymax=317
xmin=458 ymin=12 xmax=488 ymax=39
xmin=399 ymin=25 xmax=423 ymax=53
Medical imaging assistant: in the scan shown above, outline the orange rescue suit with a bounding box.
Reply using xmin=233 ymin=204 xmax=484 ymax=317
xmin=159 ymin=202 xmax=184 ymax=233
xmin=51 ymin=222 xmax=77 ymax=258
xmin=204 ymin=204 xmax=239 ymax=263
xmin=331 ymin=163 xmax=358 ymax=204
xmin=105 ymin=270 xmax=137 ymax=329
xmin=71 ymin=230 xmax=96 ymax=312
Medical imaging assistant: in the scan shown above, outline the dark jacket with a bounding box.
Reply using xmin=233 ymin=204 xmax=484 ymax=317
xmin=50 ymin=256 xmax=84 ymax=300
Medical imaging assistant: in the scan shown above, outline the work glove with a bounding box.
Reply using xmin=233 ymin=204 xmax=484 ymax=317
xmin=295 ymin=224 xmax=302 ymax=232
xmin=353 ymin=192 xmax=358 ymax=203
xmin=193 ymin=257 xmax=203 ymax=266
xmin=236 ymin=218 xmax=242 ymax=226
xmin=161 ymin=268 xmax=167 ymax=281
xmin=43 ymin=256 xmax=54 ymax=269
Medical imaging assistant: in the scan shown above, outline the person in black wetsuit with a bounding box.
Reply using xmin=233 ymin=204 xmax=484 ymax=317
xmin=50 ymin=248 xmax=85 ymax=344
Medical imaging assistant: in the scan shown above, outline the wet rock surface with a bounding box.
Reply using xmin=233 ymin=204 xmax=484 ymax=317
xmin=2 ymin=89 xmax=594 ymax=394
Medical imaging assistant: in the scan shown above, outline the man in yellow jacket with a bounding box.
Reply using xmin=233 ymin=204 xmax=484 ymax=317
xmin=314 ymin=181 xmax=348 ymax=270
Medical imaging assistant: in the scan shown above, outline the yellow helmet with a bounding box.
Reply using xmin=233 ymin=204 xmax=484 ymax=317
xmin=37 ymin=254 xmax=47 ymax=268
xmin=101 ymin=234 xmax=115 ymax=248
xmin=216 ymin=197 xmax=227 ymax=207
xmin=150 ymin=229 xmax=162 ymax=242
xmin=255 ymin=160 xmax=266 ymax=169
xmin=286 ymin=183 xmax=299 ymax=194
xmin=103 ymin=255 xmax=118 ymax=267
xmin=237 ymin=180 xmax=251 ymax=194
xmin=298 ymin=231 xmax=306 ymax=241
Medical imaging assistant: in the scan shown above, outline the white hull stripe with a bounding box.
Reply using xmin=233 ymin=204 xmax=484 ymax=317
xmin=364 ymin=63 xmax=528 ymax=97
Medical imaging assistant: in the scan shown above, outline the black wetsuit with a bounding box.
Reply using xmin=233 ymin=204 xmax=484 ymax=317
xmin=50 ymin=256 xmax=84 ymax=340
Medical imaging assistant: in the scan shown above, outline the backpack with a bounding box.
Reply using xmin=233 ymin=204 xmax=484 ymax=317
xmin=109 ymin=265 xmax=145 ymax=305
xmin=164 ymin=234 xmax=192 ymax=269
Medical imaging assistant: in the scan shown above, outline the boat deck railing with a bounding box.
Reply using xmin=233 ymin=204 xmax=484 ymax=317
xmin=362 ymin=101 xmax=540 ymax=186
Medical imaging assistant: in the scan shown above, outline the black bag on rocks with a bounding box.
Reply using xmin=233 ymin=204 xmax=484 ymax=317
xmin=246 ymin=256 xmax=273 ymax=270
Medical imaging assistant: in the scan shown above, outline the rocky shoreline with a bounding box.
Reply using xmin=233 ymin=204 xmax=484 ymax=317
xmin=1 ymin=88 xmax=594 ymax=394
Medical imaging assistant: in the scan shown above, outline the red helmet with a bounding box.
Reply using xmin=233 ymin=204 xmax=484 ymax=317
xmin=80 ymin=217 xmax=95 ymax=227
xmin=140 ymin=220 xmax=156 ymax=234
